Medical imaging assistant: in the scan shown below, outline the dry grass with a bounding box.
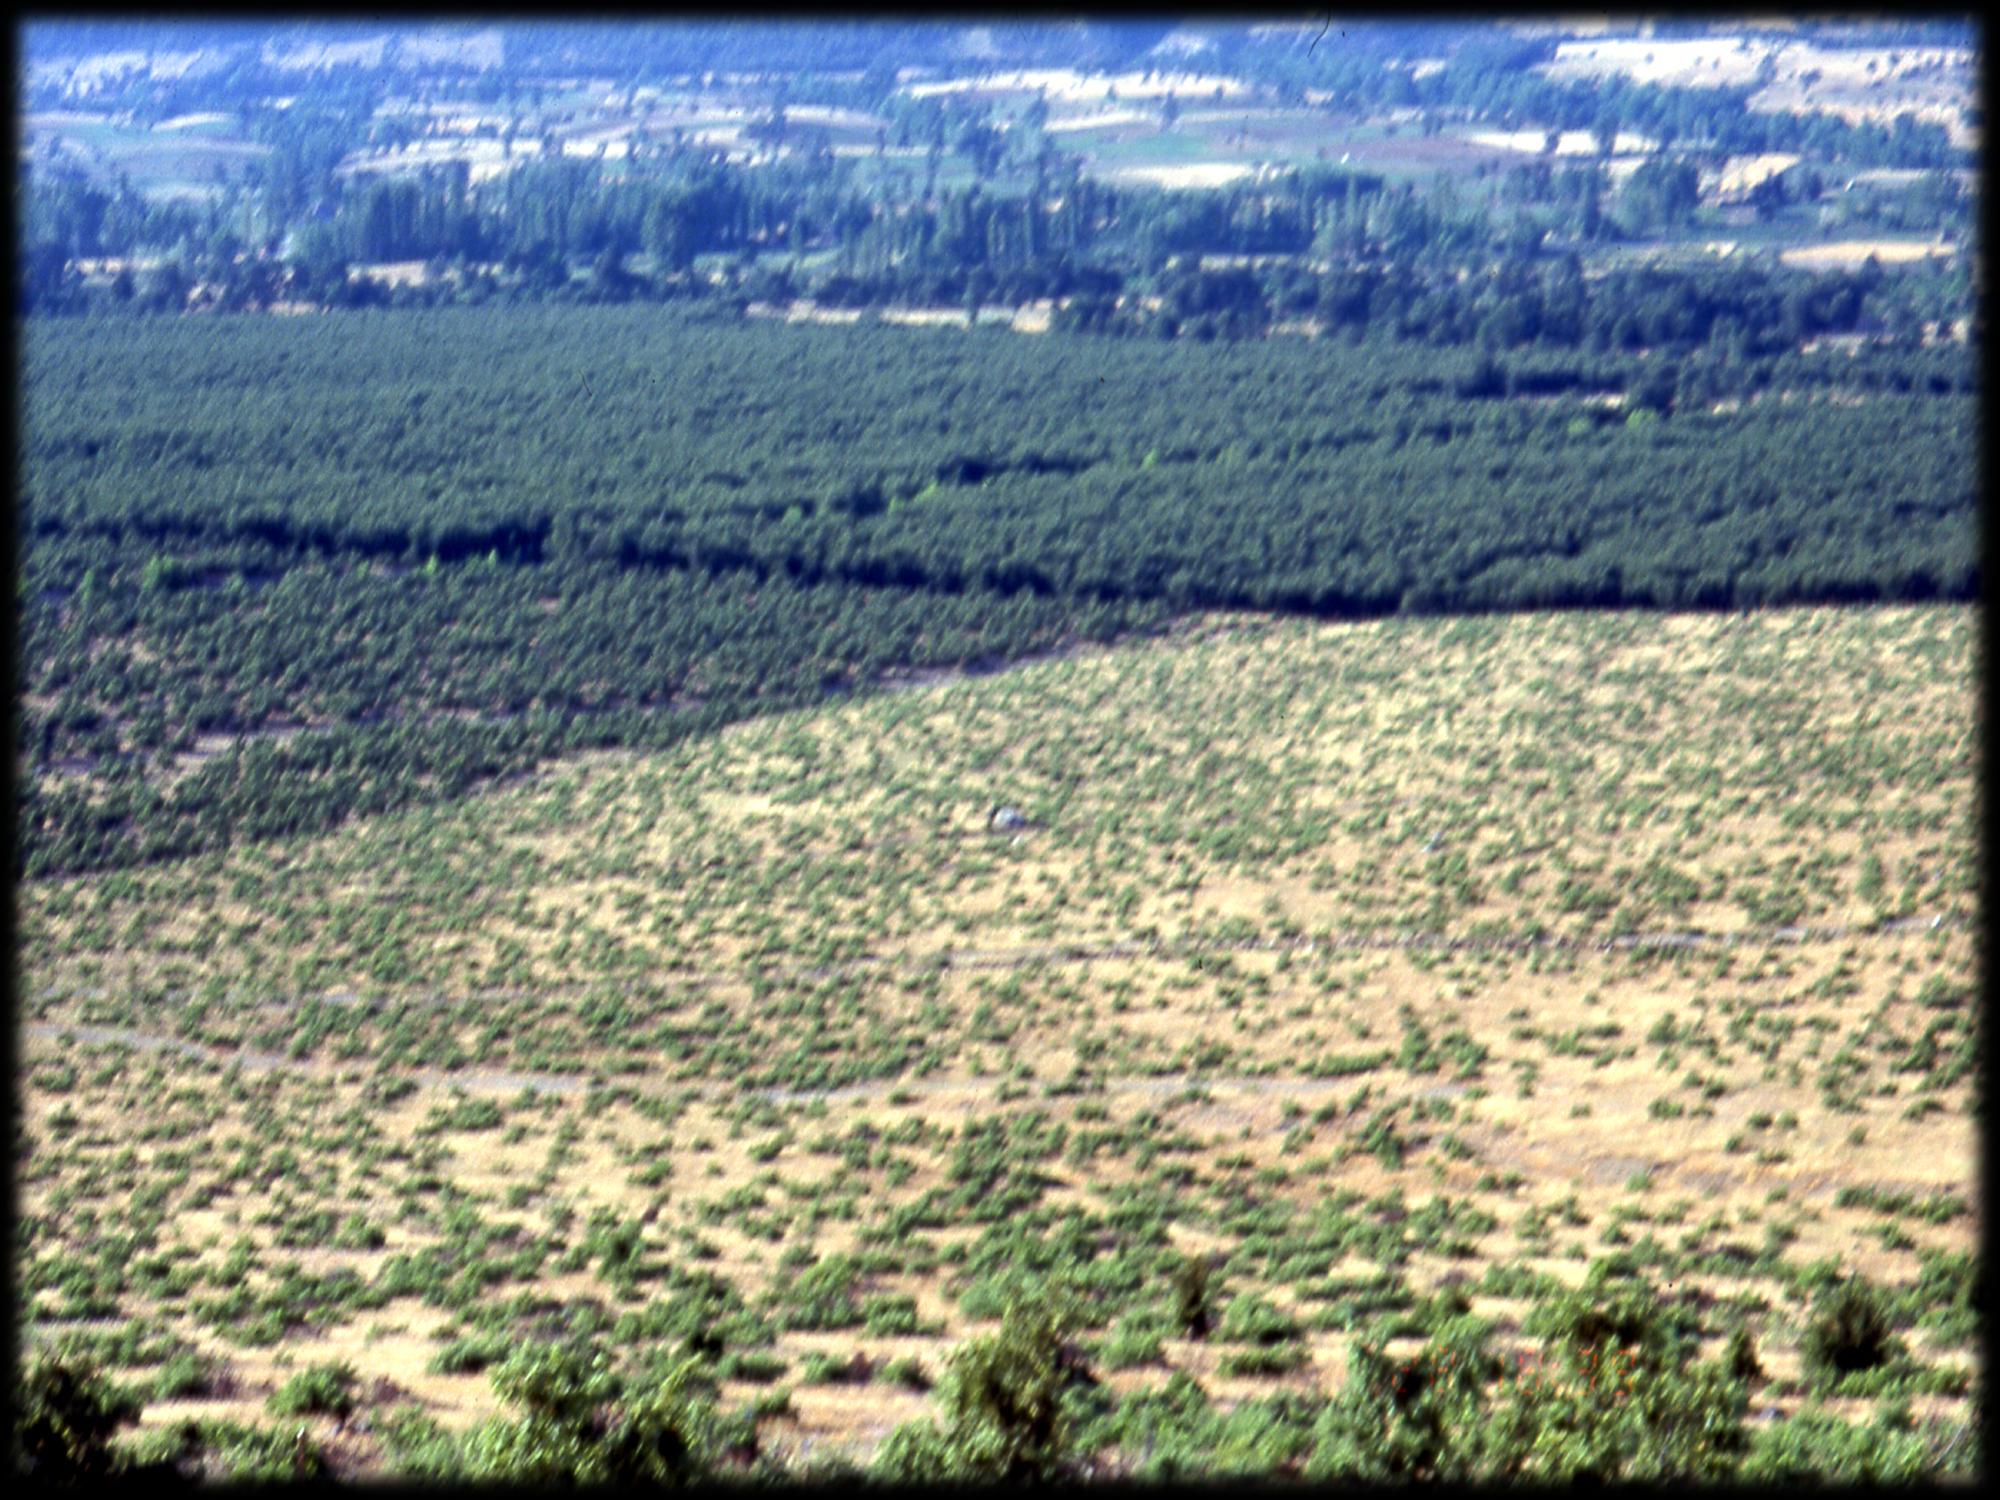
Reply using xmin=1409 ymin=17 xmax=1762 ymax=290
xmin=15 ymin=603 xmax=1978 ymax=1474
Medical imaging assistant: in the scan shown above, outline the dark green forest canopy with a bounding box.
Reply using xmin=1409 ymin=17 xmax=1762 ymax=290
xmin=17 ymin=305 xmax=1976 ymax=876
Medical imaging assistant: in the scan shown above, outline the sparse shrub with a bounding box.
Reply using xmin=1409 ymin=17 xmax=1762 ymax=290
xmin=152 ymin=1351 xmax=217 ymax=1400
xmin=1218 ymin=1293 xmax=1302 ymax=1347
xmin=1801 ymin=1279 xmax=1904 ymax=1385
xmin=1723 ymin=1326 xmax=1763 ymax=1384
xmin=799 ymin=1351 xmax=871 ymax=1385
xmin=874 ymin=1357 xmax=930 ymax=1392
xmin=1220 ymin=1344 xmax=1310 ymax=1376
xmin=861 ymin=1292 xmax=922 ymax=1336
xmin=1170 ymin=1255 xmax=1218 ymax=1339
xmin=713 ymin=1351 xmax=787 ymax=1384
xmin=268 ymin=1361 xmax=359 ymax=1419
xmin=1100 ymin=1314 xmax=1166 ymax=1370
xmin=429 ymin=1332 xmax=514 ymax=1376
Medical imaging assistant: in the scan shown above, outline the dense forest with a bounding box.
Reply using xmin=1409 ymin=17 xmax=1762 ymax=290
xmin=18 ymin=304 xmax=1975 ymax=878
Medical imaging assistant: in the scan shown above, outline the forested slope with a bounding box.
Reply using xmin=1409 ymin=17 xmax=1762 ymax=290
xmin=18 ymin=305 xmax=1977 ymax=876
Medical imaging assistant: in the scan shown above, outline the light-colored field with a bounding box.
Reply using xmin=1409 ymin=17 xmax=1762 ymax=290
xmin=878 ymin=307 xmax=971 ymax=329
xmin=1543 ymin=36 xmax=1972 ymax=91
xmin=1102 ymin=161 xmax=1259 ymax=189
xmin=780 ymin=105 xmax=883 ymax=129
xmin=1045 ymin=108 xmax=1158 ymax=133
xmin=347 ymin=261 xmax=433 ymax=288
xmin=1010 ymin=300 xmax=1055 ymax=333
xmin=1541 ymin=33 xmax=1975 ymax=145
xmin=905 ymin=68 xmax=1252 ymax=103
xmin=24 ymin=110 xmax=117 ymax=128
xmin=1543 ymin=36 xmax=1770 ymax=88
xmin=1465 ymin=128 xmax=1657 ymax=156
xmin=561 ymin=132 xmax=631 ymax=160
xmin=1779 ymin=239 xmax=1956 ymax=268
xmin=16 ymin=604 xmax=1978 ymax=1476
xmin=1712 ymin=152 xmax=1802 ymax=195
xmin=335 ymin=136 xmax=525 ymax=179
xmin=70 ymin=256 xmax=166 ymax=276
xmin=260 ymin=38 xmax=390 ymax=72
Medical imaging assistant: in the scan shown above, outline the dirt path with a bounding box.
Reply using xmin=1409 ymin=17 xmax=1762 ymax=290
xmin=28 ymin=909 xmax=1969 ymax=1014
xmin=19 ymin=1020 xmax=595 ymax=1096
xmin=19 ymin=1017 xmax=1470 ymax=1109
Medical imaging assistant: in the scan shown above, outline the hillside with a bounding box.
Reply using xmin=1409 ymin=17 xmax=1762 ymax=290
xmin=19 ymin=602 xmax=1978 ymax=1479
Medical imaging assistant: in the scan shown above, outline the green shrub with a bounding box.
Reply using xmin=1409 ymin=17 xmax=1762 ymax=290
xmin=1741 ymin=1409 xmax=1934 ymax=1483
xmin=1800 ymin=1280 xmax=1904 ymax=1387
xmin=1521 ymin=1274 xmax=1698 ymax=1366
xmin=1907 ymin=1249 xmax=1979 ymax=1346
xmin=873 ymin=1296 xmax=1092 ymax=1483
xmin=1099 ymin=1314 xmax=1166 ymax=1371
xmin=152 ymin=1351 xmax=217 ymax=1400
xmin=1305 ymin=1337 xmax=1492 ymax=1481
xmin=1169 ymin=1256 xmax=1218 ymax=1339
xmin=428 ymin=1332 xmax=514 ymax=1376
xmin=191 ymin=1417 xmax=330 ymax=1481
xmin=461 ymin=1342 xmax=715 ymax=1485
xmin=774 ymin=1255 xmax=864 ymax=1331
xmin=1074 ymin=1371 xmax=1219 ymax=1480
xmin=14 ymin=1350 xmax=141 ymax=1481
xmin=713 ymin=1351 xmax=787 ymax=1384
xmin=1478 ymin=1340 xmax=1747 ymax=1480
xmin=1218 ymin=1292 xmax=1303 ymax=1347
xmin=860 ymin=1292 xmax=922 ymax=1336
xmin=1723 ymin=1327 xmax=1763 ymax=1384
xmin=378 ymin=1406 xmax=466 ymax=1480
xmin=1220 ymin=1344 xmax=1310 ymax=1377
xmin=267 ymin=1361 xmax=359 ymax=1419
xmin=798 ymin=1351 xmax=871 ymax=1386
xmin=877 ymin=1356 xmax=931 ymax=1392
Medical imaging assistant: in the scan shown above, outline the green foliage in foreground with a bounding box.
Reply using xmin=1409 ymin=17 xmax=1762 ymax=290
xmin=855 ymin=1272 xmax=1979 ymax=1484
xmin=457 ymin=1343 xmax=717 ymax=1485
xmin=1740 ymin=1407 xmax=1951 ymax=1483
xmin=17 ymin=1277 xmax=1978 ymax=1484
xmin=874 ymin=1297 xmax=1100 ymax=1482
xmin=13 ymin=1350 xmax=141 ymax=1483
xmin=15 ymin=1347 xmax=339 ymax=1484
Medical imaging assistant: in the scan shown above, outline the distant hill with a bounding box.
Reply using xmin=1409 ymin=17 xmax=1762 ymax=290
xmin=24 ymin=18 xmax=1187 ymax=81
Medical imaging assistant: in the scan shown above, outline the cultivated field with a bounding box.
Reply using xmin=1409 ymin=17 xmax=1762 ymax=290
xmin=1539 ymin=34 xmax=1977 ymax=149
xmin=17 ymin=603 xmax=1979 ymax=1477
xmin=1779 ymin=239 xmax=1957 ymax=269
